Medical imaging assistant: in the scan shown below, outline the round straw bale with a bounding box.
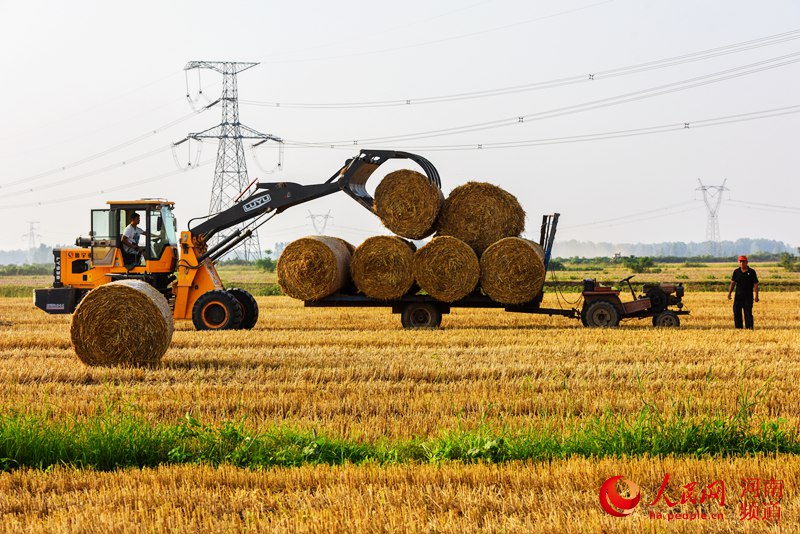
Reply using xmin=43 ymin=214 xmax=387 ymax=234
xmin=374 ymin=169 xmax=444 ymax=239
xmin=351 ymin=236 xmax=416 ymax=300
xmin=70 ymin=280 xmax=173 ymax=367
xmin=480 ymin=237 xmax=545 ymax=305
xmin=277 ymin=236 xmax=353 ymax=301
xmin=436 ymin=182 xmax=525 ymax=255
xmin=413 ymin=236 xmax=479 ymax=302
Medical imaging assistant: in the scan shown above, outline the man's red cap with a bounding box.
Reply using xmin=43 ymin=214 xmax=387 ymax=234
xmin=738 ymin=255 xmax=748 ymax=262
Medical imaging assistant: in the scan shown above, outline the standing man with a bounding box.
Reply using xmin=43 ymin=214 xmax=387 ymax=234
xmin=121 ymin=212 xmax=144 ymax=268
xmin=727 ymin=255 xmax=759 ymax=329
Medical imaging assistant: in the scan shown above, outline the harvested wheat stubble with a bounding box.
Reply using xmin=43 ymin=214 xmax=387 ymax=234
xmin=436 ymin=181 xmax=525 ymax=255
xmin=70 ymin=280 xmax=173 ymax=367
xmin=414 ymin=236 xmax=479 ymax=302
xmin=373 ymin=169 xmax=444 ymax=239
xmin=351 ymin=236 xmax=416 ymax=300
xmin=277 ymin=236 xmax=353 ymax=301
xmin=480 ymin=237 xmax=546 ymax=305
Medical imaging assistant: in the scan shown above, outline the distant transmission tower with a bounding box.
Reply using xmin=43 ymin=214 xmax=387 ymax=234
xmin=182 ymin=61 xmax=283 ymax=261
xmin=696 ymin=179 xmax=729 ymax=255
xmin=307 ymin=210 xmax=333 ymax=234
xmin=22 ymin=221 xmax=41 ymax=264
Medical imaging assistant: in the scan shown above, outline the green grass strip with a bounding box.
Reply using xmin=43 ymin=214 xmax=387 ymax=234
xmin=0 ymin=408 xmax=797 ymax=471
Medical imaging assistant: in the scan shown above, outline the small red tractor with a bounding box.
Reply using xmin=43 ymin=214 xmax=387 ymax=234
xmin=580 ymin=275 xmax=688 ymax=327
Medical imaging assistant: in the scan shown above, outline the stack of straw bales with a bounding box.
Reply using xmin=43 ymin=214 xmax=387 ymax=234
xmin=70 ymin=280 xmax=173 ymax=366
xmin=277 ymin=236 xmax=353 ymax=301
xmin=278 ymin=170 xmax=546 ymax=307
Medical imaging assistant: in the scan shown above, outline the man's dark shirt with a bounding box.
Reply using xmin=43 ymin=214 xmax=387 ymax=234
xmin=731 ymin=268 xmax=758 ymax=300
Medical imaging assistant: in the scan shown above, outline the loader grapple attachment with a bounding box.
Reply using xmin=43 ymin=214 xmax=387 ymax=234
xmin=334 ymin=150 xmax=441 ymax=211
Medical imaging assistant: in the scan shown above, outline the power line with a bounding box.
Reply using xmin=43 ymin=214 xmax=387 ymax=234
xmin=0 ymin=160 xmax=214 ymax=210
xmin=257 ymin=0 xmax=616 ymax=66
xmin=304 ymin=104 xmax=800 ymax=152
xmin=0 ymin=100 xmax=218 ymax=191
xmin=560 ymin=202 xmax=697 ymax=230
xmin=728 ymin=199 xmax=800 ymax=212
xmin=243 ymin=28 xmax=800 ymax=109
xmin=1 ymin=145 xmax=174 ymax=198
xmin=282 ymin=51 xmax=800 ymax=147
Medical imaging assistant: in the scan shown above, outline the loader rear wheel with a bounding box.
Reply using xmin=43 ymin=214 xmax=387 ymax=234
xmin=401 ymin=303 xmax=442 ymax=329
xmin=228 ymin=288 xmax=259 ymax=330
xmin=653 ymin=311 xmax=680 ymax=327
xmin=583 ymin=300 xmax=620 ymax=327
xmin=192 ymin=290 xmax=243 ymax=331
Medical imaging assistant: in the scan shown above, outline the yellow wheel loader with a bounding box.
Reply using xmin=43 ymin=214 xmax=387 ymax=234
xmin=34 ymin=150 xmax=440 ymax=330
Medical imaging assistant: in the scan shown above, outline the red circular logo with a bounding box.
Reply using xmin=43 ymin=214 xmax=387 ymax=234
xmin=599 ymin=476 xmax=641 ymax=517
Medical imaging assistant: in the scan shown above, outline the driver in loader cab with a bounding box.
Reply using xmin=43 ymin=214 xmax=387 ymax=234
xmin=121 ymin=212 xmax=144 ymax=268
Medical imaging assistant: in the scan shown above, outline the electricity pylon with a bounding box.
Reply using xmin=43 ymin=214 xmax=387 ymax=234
xmin=182 ymin=61 xmax=282 ymax=261
xmin=696 ymin=179 xmax=728 ymax=255
xmin=307 ymin=210 xmax=333 ymax=234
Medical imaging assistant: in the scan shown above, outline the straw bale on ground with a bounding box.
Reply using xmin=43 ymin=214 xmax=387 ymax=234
xmin=351 ymin=236 xmax=416 ymax=300
xmin=277 ymin=236 xmax=353 ymax=301
xmin=480 ymin=237 xmax=545 ymax=305
xmin=413 ymin=236 xmax=479 ymax=302
xmin=374 ymin=169 xmax=444 ymax=239
xmin=70 ymin=280 xmax=173 ymax=367
xmin=436 ymin=182 xmax=525 ymax=255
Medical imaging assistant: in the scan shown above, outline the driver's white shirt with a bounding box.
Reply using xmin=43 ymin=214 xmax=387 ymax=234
xmin=123 ymin=224 xmax=144 ymax=254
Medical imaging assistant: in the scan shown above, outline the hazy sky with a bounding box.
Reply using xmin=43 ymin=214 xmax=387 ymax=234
xmin=1 ymin=0 xmax=798 ymax=253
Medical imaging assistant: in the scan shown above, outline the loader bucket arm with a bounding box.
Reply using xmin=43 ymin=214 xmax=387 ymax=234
xmin=333 ymin=150 xmax=441 ymax=211
xmin=189 ymin=149 xmax=441 ymax=254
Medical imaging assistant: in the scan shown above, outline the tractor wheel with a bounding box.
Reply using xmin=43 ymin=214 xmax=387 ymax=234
xmin=401 ymin=303 xmax=442 ymax=329
xmin=228 ymin=288 xmax=259 ymax=330
xmin=192 ymin=290 xmax=243 ymax=331
xmin=583 ymin=300 xmax=620 ymax=328
xmin=653 ymin=311 xmax=680 ymax=328
xmin=645 ymin=287 xmax=668 ymax=313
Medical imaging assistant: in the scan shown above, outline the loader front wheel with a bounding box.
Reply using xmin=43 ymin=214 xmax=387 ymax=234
xmin=192 ymin=290 xmax=243 ymax=331
xmin=401 ymin=303 xmax=442 ymax=329
xmin=583 ymin=300 xmax=620 ymax=328
xmin=228 ymin=288 xmax=259 ymax=330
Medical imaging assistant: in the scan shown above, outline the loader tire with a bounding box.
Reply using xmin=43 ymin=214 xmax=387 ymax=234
xmin=583 ymin=299 xmax=620 ymax=328
xmin=192 ymin=290 xmax=243 ymax=331
xmin=228 ymin=288 xmax=259 ymax=330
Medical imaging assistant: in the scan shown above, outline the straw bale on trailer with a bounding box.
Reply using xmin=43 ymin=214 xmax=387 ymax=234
xmin=480 ymin=237 xmax=546 ymax=305
xmin=70 ymin=280 xmax=173 ymax=367
xmin=351 ymin=236 xmax=416 ymax=300
xmin=436 ymin=182 xmax=525 ymax=255
xmin=373 ymin=169 xmax=444 ymax=239
xmin=413 ymin=236 xmax=479 ymax=302
xmin=277 ymin=236 xmax=353 ymax=301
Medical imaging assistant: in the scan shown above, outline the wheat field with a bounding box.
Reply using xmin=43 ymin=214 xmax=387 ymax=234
xmin=0 ymin=291 xmax=799 ymax=531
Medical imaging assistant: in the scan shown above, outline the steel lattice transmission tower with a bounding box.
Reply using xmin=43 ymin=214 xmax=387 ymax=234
xmin=696 ymin=179 xmax=729 ymax=255
xmin=21 ymin=221 xmax=41 ymax=264
xmin=184 ymin=61 xmax=282 ymax=260
xmin=307 ymin=210 xmax=333 ymax=234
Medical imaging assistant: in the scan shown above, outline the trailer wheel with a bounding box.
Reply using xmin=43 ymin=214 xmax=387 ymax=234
xmin=583 ymin=300 xmax=620 ymax=327
xmin=228 ymin=288 xmax=259 ymax=330
xmin=192 ymin=290 xmax=243 ymax=331
xmin=401 ymin=303 xmax=442 ymax=329
xmin=653 ymin=311 xmax=680 ymax=327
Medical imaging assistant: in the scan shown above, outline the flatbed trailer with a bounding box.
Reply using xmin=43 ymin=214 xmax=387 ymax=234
xmin=305 ymin=291 xmax=578 ymax=328
xmin=304 ymin=214 xmax=576 ymax=328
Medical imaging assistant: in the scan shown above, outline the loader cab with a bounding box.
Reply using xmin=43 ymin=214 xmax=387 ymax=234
xmin=89 ymin=200 xmax=177 ymax=271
